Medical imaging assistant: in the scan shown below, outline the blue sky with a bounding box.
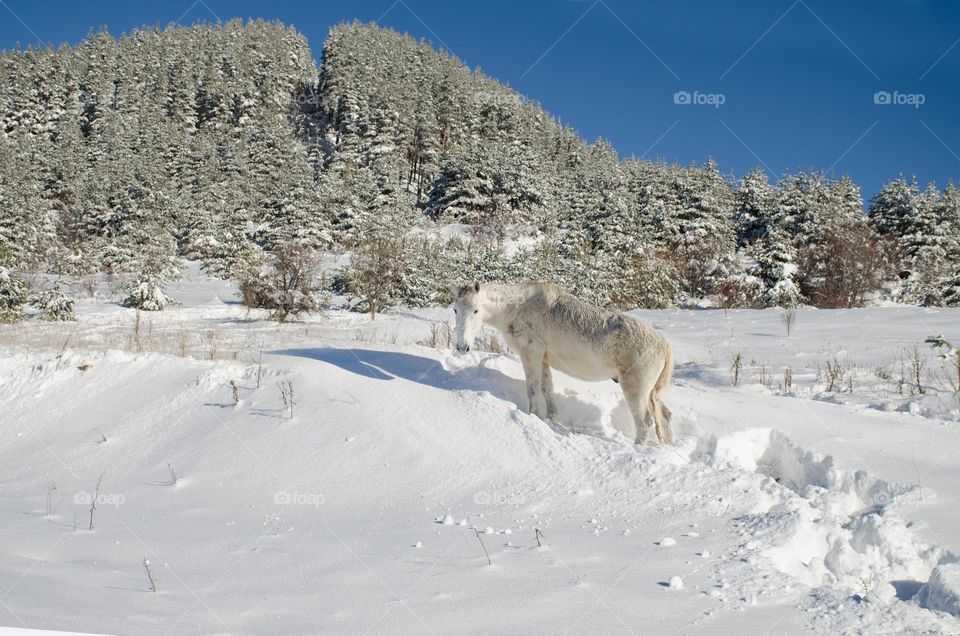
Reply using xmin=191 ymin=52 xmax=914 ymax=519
xmin=1 ymin=0 xmax=958 ymax=200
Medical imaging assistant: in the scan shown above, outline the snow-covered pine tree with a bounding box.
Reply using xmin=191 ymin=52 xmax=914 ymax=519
xmin=426 ymin=145 xmax=499 ymax=228
xmin=734 ymin=166 xmax=774 ymax=246
xmin=0 ymin=138 xmax=46 ymax=269
xmin=0 ymin=265 xmax=29 ymax=323
xmin=868 ymin=177 xmax=920 ymax=243
xmin=671 ymin=159 xmax=737 ymax=297
xmin=31 ymin=284 xmax=76 ymax=321
xmin=942 ymin=265 xmax=960 ymax=307
xmin=827 ymin=175 xmax=864 ymax=225
xmin=900 ymin=184 xmax=960 ymax=305
xmin=120 ymin=229 xmax=181 ymax=312
xmin=750 ymin=228 xmax=804 ymax=307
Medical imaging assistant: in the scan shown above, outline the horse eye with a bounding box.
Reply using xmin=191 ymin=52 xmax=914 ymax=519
xmin=453 ymin=308 xmax=457 ymax=314
xmin=473 ymin=310 xmax=478 ymax=315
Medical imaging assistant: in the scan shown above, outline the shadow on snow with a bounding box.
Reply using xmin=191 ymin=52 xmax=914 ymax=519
xmin=272 ymin=347 xmax=635 ymax=441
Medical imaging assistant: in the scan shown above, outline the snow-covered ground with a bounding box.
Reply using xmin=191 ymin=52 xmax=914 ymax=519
xmin=2 ymin=267 xmax=960 ymax=634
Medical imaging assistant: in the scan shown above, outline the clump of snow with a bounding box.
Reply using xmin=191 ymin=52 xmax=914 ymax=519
xmin=659 ymin=537 xmax=677 ymax=547
xmin=708 ymin=427 xmax=941 ymax=595
xmin=440 ymin=514 xmax=455 ymax=525
xmin=917 ymin=564 xmax=960 ymax=617
xmin=668 ymin=576 xmax=684 ymax=590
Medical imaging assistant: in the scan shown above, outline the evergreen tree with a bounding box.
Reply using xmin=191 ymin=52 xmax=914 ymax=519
xmin=734 ymin=166 xmax=774 ymax=246
xmin=426 ymin=146 xmax=498 ymax=227
xmin=750 ymin=229 xmax=804 ymax=307
xmin=671 ymin=159 xmax=736 ymax=296
xmin=868 ymin=177 xmax=919 ymax=241
xmin=0 ymin=266 xmax=29 ymax=322
xmin=32 ymin=284 xmax=76 ymax=321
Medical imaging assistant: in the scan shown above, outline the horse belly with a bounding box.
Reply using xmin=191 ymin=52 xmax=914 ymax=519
xmin=547 ymin=341 xmax=616 ymax=382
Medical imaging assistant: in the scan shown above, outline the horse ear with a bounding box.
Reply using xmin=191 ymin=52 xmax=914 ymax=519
xmin=474 ymin=281 xmax=481 ymax=293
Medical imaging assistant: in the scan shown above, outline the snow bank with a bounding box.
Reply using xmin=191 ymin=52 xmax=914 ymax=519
xmin=708 ymin=427 xmax=944 ymax=595
xmin=917 ymin=563 xmax=960 ymax=617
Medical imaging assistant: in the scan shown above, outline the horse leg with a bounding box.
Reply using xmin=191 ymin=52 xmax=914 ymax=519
xmin=619 ymin=365 xmax=658 ymax=444
xmin=649 ymin=393 xmax=673 ymax=445
xmin=519 ymin=346 xmax=547 ymax=418
xmin=541 ymin=354 xmax=558 ymax=420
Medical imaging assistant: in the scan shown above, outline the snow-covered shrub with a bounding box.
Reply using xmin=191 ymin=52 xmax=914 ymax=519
xmin=32 ymin=285 xmax=76 ymax=321
xmin=709 ymin=277 xmax=764 ymax=309
xmin=120 ymin=237 xmax=182 ymax=311
xmin=241 ymin=242 xmax=326 ymax=322
xmin=122 ymin=277 xmax=177 ymax=311
xmin=0 ymin=266 xmax=28 ymax=323
xmin=402 ymin=238 xmax=454 ymax=307
xmin=798 ymin=222 xmax=891 ymax=308
xmin=344 ymin=234 xmax=407 ymax=320
xmin=610 ymin=249 xmax=681 ymax=310
xmin=706 ymin=255 xmax=764 ymax=309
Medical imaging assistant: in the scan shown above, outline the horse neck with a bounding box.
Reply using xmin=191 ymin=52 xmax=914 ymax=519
xmin=479 ymin=284 xmax=525 ymax=330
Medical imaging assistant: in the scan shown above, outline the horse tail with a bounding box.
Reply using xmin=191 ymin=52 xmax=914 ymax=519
xmin=650 ymin=341 xmax=674 ymax=444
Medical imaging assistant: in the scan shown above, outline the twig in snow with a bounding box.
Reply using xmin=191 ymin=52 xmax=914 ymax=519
xmin=256 ymin=345 xmax=264 ymax=388
xmin=912 ymin=453 xmax=924 ymax=502
xmin=730 ymin=353 xmax=742 ymax=387
xmin=472 ymin=527 xmax=491 ymax=566
xmin=54 ymin=333 xmax=72 ymax=371
xmin=780 ymin=307 xmax=797 ymax=337
xmin=167 ymin=462 xmax=178 ymax=486
xmin=46 ymin=483 xmax=57 ymax=516
xmin=88 ymin=472 xmax=105 ymax=530
xmin=143 ymin=557 xmax=157 ymax=592
xmin=278 ymin=380 xmax=295 ymax=419
xmin=133 ymin=310 xmax=143 ymax=353
xmin=534 ymin=528 xmax=544 ymax=548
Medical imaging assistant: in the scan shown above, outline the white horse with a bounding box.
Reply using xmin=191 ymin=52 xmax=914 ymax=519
xmin=451 ymin=281 xmax=674 ymax=445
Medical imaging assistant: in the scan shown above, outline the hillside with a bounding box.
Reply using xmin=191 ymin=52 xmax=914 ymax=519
xmin=0 ymin=20 xmax=958 ymax=315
